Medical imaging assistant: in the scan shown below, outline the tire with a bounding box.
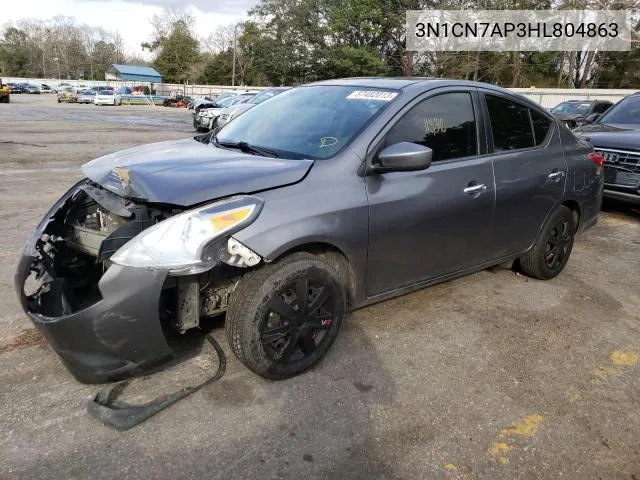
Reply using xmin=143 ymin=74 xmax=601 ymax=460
xmin=518 ymin=205 xmax=575 ymax=280
xmin=226 ymin=252 xmax=346 ymax=380
xmin=57 ymin=98 xmax=61 ymax=103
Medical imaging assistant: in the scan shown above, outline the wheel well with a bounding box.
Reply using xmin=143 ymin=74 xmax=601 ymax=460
xmin=562 ymin=200 xmax=581 ymax=233
xmin=275 ymin=243 xmax=358 ymax=307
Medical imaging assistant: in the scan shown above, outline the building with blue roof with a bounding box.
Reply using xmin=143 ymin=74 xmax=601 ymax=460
xmin=105 ymin=64 xmax=163 ymax=84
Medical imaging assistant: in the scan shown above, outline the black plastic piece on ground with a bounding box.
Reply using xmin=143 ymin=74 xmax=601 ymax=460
xmin=87 ymin=333 xmax=226 ymax=430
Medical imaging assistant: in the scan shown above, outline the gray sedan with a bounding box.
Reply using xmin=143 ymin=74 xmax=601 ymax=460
xmin=16 ymin=78 xmax=603 ymax=383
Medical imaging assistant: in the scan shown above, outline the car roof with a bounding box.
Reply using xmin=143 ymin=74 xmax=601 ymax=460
xmin=303 ymin=77 xmax=545 ymax=110
xmin=309 ymin=77 xmax=429 ymax=89
xmin=307 ymin=77 xmax=526 ymax=95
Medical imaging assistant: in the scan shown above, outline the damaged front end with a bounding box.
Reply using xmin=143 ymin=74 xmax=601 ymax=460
xmin=15 ymin=179 xmax=261 ymax=383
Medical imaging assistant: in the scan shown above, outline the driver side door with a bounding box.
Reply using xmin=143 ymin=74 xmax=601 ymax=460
xmin=365 ymin=88 xmax=496 ymax=297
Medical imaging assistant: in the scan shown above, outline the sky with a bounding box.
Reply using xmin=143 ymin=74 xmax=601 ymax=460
xmin=3 ymin=0 xmax=256 ymax=60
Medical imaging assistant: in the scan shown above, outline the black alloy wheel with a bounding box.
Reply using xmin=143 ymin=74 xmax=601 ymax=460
xmin=226 ymin=252 xmax=346 ymax=379
xmin=518 ymin=205 xmax=575 ymax=280
xmin=260 ymin=277 xmax=337 ymax=364
xmin=544 ymin=218 xmax=571 ymax=270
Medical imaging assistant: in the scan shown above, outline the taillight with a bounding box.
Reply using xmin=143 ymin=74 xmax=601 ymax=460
xmin=588 ymin=151 xmax=604 ymax=167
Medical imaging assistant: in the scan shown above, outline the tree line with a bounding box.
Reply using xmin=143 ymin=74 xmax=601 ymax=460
xmin=2 ymin=0 xmax=639 ymax=88
xmin=0 ymin=16 xmax=138 ymax=80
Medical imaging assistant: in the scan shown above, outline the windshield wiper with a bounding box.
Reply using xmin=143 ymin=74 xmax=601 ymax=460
xmin=216 ymin=140 xmax=280 ymax=158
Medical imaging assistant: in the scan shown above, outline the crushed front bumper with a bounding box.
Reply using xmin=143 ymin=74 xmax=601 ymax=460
xmin=15 ymin=254 xmax=173 ymax=384
xmin=14 ymin=180 xmax=174 ymax=384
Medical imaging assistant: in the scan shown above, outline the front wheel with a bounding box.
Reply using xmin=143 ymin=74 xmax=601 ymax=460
xmin=226 ymin=253 xmax=346 ymax=380
xmin=518 ymin=205 xmax=575 ymax=280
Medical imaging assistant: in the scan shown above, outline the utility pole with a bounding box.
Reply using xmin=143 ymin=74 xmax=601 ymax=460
xmin=232 ymin=23 xmax=238 ymax=87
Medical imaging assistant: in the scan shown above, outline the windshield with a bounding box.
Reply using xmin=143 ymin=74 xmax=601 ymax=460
xmin=597 ymin=96 xmax=640 ymax=126
xmin=100 ymin=90 xmax=114 ymax=95
xmin=216 ymin=85 xmax=398 ymax=160
xmin=552 ymin=102 xmax=591 ymax=115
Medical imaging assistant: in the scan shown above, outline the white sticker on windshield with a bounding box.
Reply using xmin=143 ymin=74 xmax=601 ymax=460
xmin=346 ymin=90 xmax=398 ymax=101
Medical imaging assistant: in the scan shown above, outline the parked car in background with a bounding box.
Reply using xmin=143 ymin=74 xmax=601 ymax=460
xmin=74 ymin=84 xmax=89 ymax=94
xmin=8 ymin=83 xmax=25 ymax=94
xmin=551 ymin=100 xmax=613 ymax=129
xmin=194 ymin=95 xmax=252 ymax=132
xmin=16 ymin=79 xmax=602 ymax=384
xmin=41 ymin=84 xmax=55 ymax=93
xmin=94 ymin=88 xmax=122 ymax=106
xmin=77 ymin=89 xmax=96 ymax=104
xmin=188 ymin=96 xmax=215 ymax=110
xmin=216 ymin=88 xmax=290 ymax=128
xmin=574 ymin=93 xmax=640 ymax=204
xmin=24 ymin=84 xmax=41 ymax=94
xmin=191 ymin=91 xmax=260 ymax=114
xmin=193 ymin=93 xmax=237 ymax=114
xmin=57 ymin=86 xmax=77 ymax=103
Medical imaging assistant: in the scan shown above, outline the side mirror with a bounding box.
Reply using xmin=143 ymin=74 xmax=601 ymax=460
xmin=584 ymin=113 xmax=600 ymax=124
xmin=373 ymin=142 xmax=433 ymax=173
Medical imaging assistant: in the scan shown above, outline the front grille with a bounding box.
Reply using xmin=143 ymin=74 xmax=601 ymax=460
xmin=595 ymin=148 xmax=640 ymax=188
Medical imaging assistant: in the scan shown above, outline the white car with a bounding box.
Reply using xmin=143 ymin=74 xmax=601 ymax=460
xmin=94 ymin=89 xmax=122 ymax=106
xmin=194 ymin=95 xmax=255 ymax=132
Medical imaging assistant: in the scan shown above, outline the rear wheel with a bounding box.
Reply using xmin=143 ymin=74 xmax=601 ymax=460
xmin=226 ymin=253 xmax=346 ymax=379
xmin=518 ymin=205 xmax=575 ymax=280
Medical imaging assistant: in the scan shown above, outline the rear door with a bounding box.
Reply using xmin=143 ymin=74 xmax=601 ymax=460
xmin=365 ymin=88 xmax=496 ymax=296
xmin=480 ymin=90 xmax=566 ymax=257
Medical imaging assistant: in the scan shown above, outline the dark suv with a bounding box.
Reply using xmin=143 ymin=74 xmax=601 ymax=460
xmin=574 ymin=93 xmax=640 ymax=204
xmin=551 ymin=100 xmax=613 ymax=129
xmin=16 ymin=78 xmax=603 ymax=383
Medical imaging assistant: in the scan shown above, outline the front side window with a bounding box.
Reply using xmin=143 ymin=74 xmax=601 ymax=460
xmin=485 ymin=95 xmax=534 ymax=151
xmin=216 ymin=86 xmax=397 ymax=159
xmin=385 ymin=92 xmax=478 ymax=162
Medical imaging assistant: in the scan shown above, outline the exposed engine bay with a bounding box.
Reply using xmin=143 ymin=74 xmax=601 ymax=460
xmin=25 ymin=180 xmax=246 ymax=334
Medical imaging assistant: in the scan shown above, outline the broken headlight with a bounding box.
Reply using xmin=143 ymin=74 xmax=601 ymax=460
xmin=110 ymin=195 xmax=263 ymax=275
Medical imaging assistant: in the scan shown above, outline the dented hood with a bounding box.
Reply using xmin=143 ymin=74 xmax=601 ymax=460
xmin=82 ymin=138 xmax=314 ymax=206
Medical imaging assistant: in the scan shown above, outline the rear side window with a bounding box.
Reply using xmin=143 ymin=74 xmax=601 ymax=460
xmin=385 ymin=92 xmax=477 ymax=162
xmin=485 ymin=94 xmax=534 ymax=151
xmin=530 ymin=109 xmax=552 ymax=145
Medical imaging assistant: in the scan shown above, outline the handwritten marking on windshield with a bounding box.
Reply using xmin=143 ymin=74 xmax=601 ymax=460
xmin=319 ymin=137 xmax=338 ymax=148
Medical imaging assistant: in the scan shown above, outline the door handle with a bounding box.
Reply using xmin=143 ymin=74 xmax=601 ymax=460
xmin=548 ymin=171 xmax=563 ymax=181
xmin=463 ymin=184 xmax=487 ymax=194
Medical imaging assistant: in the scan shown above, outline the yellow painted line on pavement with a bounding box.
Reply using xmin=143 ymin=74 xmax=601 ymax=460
xmin=442 ymin=462 xmax=476 ymax=479
xmin=487 ymin=414 xmax=544 ymax=465
xmin=499 ymin=414 xmax=544 ymax=438
xmin=592 ymin=349 xmax=638 ymax=383
xmin=488 ymin=441 xmax=512 ymax=464
xmin=610 ymin=350 xmax=638 ymax=366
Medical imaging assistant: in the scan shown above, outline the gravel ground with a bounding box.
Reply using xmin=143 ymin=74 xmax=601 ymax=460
xmin=1 ymin=94 xmax=639 ymax=480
